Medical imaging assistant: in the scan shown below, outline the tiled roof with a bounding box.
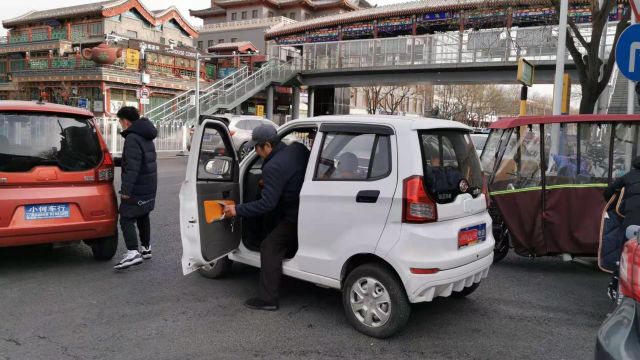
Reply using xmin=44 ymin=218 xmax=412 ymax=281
xmin=190 ymin=6 xmax=226 ymax=18
xmin=198 ymin=17 xmax=296 ymax=33
xmin=265 ymin=0 xmax=570 ymax=38
xmin=3 ymin=0 xmax=127 ymax=26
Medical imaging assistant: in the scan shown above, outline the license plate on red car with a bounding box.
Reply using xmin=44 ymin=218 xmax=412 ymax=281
xmin=458 ymin=224 xmax=487 ymax=249
xmin=25 ymin=204 xmax=70 ymax=220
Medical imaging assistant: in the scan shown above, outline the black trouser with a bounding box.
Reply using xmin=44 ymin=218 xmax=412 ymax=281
xmin=120 ymin=213 xmax=151 ymax=251
xmin=259 ymin=221 xmax=298 ymax=304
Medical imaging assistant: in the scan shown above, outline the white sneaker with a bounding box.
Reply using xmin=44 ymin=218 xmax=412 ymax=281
xmin=114 ymin=250 xmax=143 ymax=270
xmin=140 ymin=246 xmax=152 ymax=260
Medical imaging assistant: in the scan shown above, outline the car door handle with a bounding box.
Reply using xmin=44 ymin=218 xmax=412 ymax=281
xmin=356 ymin=190 xmax=380 ymax=203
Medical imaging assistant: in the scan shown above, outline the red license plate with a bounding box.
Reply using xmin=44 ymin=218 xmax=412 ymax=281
xmin=458 ymin=224 xmax=486 ymax=249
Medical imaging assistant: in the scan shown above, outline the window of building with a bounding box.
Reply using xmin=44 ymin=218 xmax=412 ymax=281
xmin=231 ymin=13 xmax=237 ymax=20
xmin=305 ymin=13 xmax=311 ymax=20
xmin=289 ymin=12 xmax=296 ymax=20
xmin=315 ymin=132 xmax=391 ymax=181
xmin=241 ymin=11 xmax=247 ymax=20
xmin=127 ymin=30 xmax=138 ymax=39
xmin=160 ymin=37 xmax=166 ymax=45
xmin=218 ymin=39 xmax=225 ymax=44
xmin=252 ymin=10 xmax=259 ymax=18
xmin=208 ymin=40 xmax=214 ymax=48
xmin=197 ymin=41 xmax=203 ymax=49
xmin=268 ymin=11 xmax=274 ymax=17
xmin=231 ymin=38 xmax=237 ymax=43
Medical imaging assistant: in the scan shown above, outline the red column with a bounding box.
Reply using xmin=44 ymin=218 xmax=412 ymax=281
xmin=373 ymin=20 xmax=378 ymax=38
xmin=66 ymin=22 xmax=72 ymax=41
xmin=412 ymin=15 xmax=417 ymax=36
xmin=28 ymin=28 xmax=32 ymax=42
xmin=48 ymin=50 xmax=53 ymax=69
xmin=47 ymin=26 xmax=52 ymax=40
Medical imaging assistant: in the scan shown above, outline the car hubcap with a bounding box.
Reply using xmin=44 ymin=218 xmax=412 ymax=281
xmin=240 ymin=146 xmax=250 ymax=159
xmin=350 ymin=277 xmax=391 ymax=328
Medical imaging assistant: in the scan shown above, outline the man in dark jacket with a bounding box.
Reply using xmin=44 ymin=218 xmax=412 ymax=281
xmin=604 ymin=156 xmax=640 ymax=231
xmin=223 ymin=125 xmax=309 ymax=310
xmin=113 ymin=107 xmax=158 ymax=270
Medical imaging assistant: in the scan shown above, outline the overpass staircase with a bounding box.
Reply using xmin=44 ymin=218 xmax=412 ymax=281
xmin=145 ymin=59 xmax=299 ymax=124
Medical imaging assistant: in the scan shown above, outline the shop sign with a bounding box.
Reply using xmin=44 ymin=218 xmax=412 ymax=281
xmin=131 ymin=40 xmax=199 ymax=59
xmin=125 ymin=49 xmax=140 ymax=70
xmin=256 ymin=105 xmax=264 ymax=117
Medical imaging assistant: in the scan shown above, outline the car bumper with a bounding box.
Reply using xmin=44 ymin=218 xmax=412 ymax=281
xmin=403 ymin=251 xmax=493 ymax=303
xmin=595 ymin=297 xmax=640 ymax=360
xmin=0 ymin=184 xmax=117 ymax=247
xmin=385 ymin=211 xmax=495 ymax=303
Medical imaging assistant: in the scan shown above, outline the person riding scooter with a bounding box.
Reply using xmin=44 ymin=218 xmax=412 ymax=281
xmin=603 ymin=156 xmax=640 ymax=231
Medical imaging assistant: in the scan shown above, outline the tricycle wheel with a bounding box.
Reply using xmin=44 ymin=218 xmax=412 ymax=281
xmin=493 ymin=224 xmax=510 ymax=263
xmin=87 ymin=235 xmax=118 ymax=261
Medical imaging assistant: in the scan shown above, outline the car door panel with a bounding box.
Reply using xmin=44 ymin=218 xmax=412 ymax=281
xmin=180 ymin=116 xmax=240 ymax=275
xmin=297 ymin=125 xmax=398 ymax=280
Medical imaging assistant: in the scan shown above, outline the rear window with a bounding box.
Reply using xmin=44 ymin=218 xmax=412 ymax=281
xmin=470 ymin=134 xmax=488 ymax=151
xmin=0 ymin=112 xmax=102 ymax=173
xmin=419 ymin=130 xmax=483 ymax=204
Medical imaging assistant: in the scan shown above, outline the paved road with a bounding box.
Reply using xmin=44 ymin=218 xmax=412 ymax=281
xmin=1 ymin=158 xmax=612 ymax=360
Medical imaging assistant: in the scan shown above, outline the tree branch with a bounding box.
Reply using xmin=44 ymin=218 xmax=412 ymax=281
xmin=565 ymin=32 xmax=588 ymax=85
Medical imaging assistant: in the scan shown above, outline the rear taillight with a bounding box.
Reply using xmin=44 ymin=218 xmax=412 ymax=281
xmin=96 ymin=150 xmax=114 ymax=182
xmin=402 ymin=175 xmax=437 ymax=223
xmin=230 ymin=130 xmax=236 ymax=136
xmin=619 ymin=239 xmax=640 ymax=301
xmin=482 ymin=175 xmax=491 ymax=208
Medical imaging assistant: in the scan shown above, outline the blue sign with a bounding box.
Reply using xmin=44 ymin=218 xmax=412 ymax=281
xmin=616 ymin=24 xmax=640 ymax=81
xmin=78 ymin=98 xmax=88 ymax=109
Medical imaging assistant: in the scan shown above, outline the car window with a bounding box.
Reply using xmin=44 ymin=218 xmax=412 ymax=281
xmin=315 ymin=132 xmax=391 ymax=181
xmin=419 ymin=130 xmax=483 ymax=203
xmin=0 ymin=112 xmax=102 ymax=172
xmin=470 ymin=134 xmax=488 ymax=151
xmin=197 ymin=126 xmax=234 ymax=181
xmin=247 ymin=120 xmax=265 ymax=130
xmin=234 ymin=120 xmax=248 ymax=130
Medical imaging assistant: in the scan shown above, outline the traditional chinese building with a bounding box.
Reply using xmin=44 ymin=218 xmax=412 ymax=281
xmin=191 ymin=0 xmax=372 ymax=53
xmin=0 ymin=0 xmax=212 ymax=117
xmin=265 ymin=0 xmax=626 ymax=44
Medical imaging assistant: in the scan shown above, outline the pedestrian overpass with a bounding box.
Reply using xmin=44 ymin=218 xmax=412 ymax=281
xmin=118 ymin=23 xmax=624 ymax=155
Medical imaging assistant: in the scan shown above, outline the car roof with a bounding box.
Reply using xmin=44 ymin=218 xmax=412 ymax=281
xmin=491 ymin=114 xmax=640 ymax=129
xmin=0 ymin=100 xmax=94 ymax=118
xmin=292 ymin=115 xmax=471 ymax=131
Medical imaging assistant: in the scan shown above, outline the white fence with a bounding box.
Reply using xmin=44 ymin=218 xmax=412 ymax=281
xmin=97 ymin=117 xmax=192 ymax=155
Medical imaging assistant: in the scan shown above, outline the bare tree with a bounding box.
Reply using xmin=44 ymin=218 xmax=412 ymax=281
xmin=362 ymin=86 xmax=384 ymax=114
xmin=379 ymin=86 xmax=416 ymax=114
xmin=548 ymin=0 xmax=631 ymax=113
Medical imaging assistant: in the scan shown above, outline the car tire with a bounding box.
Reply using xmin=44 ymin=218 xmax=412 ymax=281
xmin=451 ymin=282 xmax=481 ymax=298
xmin=87 ymin=235 xmax=118 ymax=261
xmin=342 ymin=263 xmax=411 ymax=339
xmin=239 ymin=142 xmax=250 ymax=160
xmin=198 ymin=256 xmax=233 ymax=279
xmin=493 ymin=224 xmax=510 ymax=263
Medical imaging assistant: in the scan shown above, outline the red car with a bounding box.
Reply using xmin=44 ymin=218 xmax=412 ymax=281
xmin=0 ymin=100 xmax=118 ymax=260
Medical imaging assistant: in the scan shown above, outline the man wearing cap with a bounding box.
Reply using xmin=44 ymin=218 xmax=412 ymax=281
xmin=223 ymin=124 xmax=310 ymax=311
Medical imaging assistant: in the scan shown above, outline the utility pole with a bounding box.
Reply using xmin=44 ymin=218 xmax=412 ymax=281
xmin=195 ymin=53 xmax=201 ymax=121
xmin=552 ymin=0 xmax=569 ymax=115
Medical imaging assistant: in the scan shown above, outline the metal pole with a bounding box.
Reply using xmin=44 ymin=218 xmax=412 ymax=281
xmin=596 ymin=0 xmax=609 ymax=113
xmin=519 ymin=85 xmax=528 ymax=116
xmin=628 ymin=15 xmax=637 ymax=115
xmin=292 ymin=86 xmax=300 ymax=120
xmin=266 ymin=86 xmax=274 ymax=121
xmin=552 ymin=0 xmax=569 ymax=115
xmin=308 ymin=87 xmax=315 ymax=117
xmin=195 ymin=54 xmax=201 ymax=121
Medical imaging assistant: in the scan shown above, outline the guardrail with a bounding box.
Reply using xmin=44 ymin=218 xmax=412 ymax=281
xmin=99 ymin=117 xmax=190 ymax=155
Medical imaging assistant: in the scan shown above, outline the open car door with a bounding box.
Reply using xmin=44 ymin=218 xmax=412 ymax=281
xmin=180 ymin=116 xmax=241 ymax=275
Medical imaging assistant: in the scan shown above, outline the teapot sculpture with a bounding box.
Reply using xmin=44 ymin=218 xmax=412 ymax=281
xmin=82 ymin=43 xmax=122 ymax=65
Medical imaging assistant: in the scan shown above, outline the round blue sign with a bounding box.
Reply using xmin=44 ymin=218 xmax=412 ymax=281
xmin=616 ymin=24 xmax=640 ymax=81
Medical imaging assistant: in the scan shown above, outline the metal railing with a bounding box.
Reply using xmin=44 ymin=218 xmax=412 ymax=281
xmin=145 ymin=66 xmax=249 ymax=124
xmin=99 ymin=117 xmax=190 ymax=155
xmin=200 ymin=59 xmax=299 ymax=115
xmin=270 ymin=23 xmax=616 ymax=72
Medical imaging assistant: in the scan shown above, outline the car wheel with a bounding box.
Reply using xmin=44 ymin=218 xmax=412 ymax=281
xmin=87 ymin=235 xmax=118 ymax=261
xmin=451 ymin=282 xmax=481 ymax=298
xmin=198 ymin=256 xmax=233 ymax=279
xmin=493 ymin=223 xmax=510 ymax=263
xmin=239 ymin=143 xmax=251 ymax=160
xmin=342 ymin=263 xmax=411 ymax=338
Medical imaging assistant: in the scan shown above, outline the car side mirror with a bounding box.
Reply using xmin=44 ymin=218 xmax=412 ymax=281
xmin=205 ymin=158 xmax=231 ymax=176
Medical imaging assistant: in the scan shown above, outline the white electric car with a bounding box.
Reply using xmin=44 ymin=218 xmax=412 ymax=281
xmin=180 ymin=115 xmax=494 ymax=338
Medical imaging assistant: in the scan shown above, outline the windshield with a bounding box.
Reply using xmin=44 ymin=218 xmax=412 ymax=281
xmin=470 ymin=134 xmax=488 ymax=151
xmin=419 ymin=130 xmax=483 ymax=204
xmin=0 ymin=113 xmax=102 ymax=172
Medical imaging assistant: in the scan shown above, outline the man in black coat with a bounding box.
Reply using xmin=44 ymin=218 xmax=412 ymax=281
xmin=223 ymin=125 xmax=309 ymax=310
xmin=604 ymin=156 xmax=640 ymax=231
xmin=113 ymin=107 xmax=158 ymax=270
